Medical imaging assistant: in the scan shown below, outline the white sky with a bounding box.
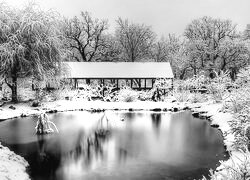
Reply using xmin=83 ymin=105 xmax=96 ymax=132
xmin=2 ymin=0 xmax=250 ymax=36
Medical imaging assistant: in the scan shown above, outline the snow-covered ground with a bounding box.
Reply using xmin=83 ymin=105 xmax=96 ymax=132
xmin=0 ymin=99 xmax=242 ymax=180
xmin=0 ymin=143 xmax=30 ymax=180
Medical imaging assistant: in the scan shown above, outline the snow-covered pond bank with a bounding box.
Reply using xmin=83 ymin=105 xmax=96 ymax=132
xmin=0 ymin=100 xmax=239 ymax=180
xmin=0 ymin=100 xmax=205 ymax=120
xmin=0 ymin=143 xmax=30 ymax=180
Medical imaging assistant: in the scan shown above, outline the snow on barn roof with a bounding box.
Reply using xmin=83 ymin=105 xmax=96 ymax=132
xmin=63 ymin=62 xmax=174 ymax=79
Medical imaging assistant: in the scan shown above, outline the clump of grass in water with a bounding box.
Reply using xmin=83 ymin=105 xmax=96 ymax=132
xmin=35 ymin=112 xmax=59 ymax=134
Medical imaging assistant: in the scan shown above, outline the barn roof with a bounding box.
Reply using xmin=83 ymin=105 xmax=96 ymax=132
xmin=63 ymin=62 xmax=174 ymax=79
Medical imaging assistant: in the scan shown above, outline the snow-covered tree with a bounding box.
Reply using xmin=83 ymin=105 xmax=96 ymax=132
xmin=184 ymin=16 xmax=249 ymax=79
xmin=218 ymin=38 xmax=249 ymax=80
xmin=151 ymin=34 xmax=181 ymax=62
xmin=0 ymin=3 xmax=63 ymax=102
xmin=171 ymin=42 xmax=192 ymax=79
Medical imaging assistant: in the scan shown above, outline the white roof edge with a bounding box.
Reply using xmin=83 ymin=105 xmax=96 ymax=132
xmin=62 ymin=62 xmax=174 ymax=79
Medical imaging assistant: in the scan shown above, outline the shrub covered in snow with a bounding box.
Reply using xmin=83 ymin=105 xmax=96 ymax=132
xmin=235 ymin=66 xmax=250 ymax=87
xmin=201 ymin=151 xmax=250 ymax=180
xmin=173 ymin=90 xmax=190 ymax=102
xmin=206 ymin=71 xmax=233 ymax=103
xmin=115 ymin=87 xmax=139 ymax=102
xmin=220 ymin=66 xmax=250 ymax=151
xmin=175 ymin=72 xmax=209 ymax=91
xmin=188 ymin=92 xmax=208 ymax=103
xmin=137 ymin=90 xmax=154 ymax=101
xmin=223 ymin=87 xmax=250 ymax=113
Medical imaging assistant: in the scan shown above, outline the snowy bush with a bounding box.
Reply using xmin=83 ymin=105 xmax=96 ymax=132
xmin=188 ymin=92 xmax=208 ymax=103
xmin=173 ymin=90 xmax=190 ymax=102
xmin=206 ymin=71 xmax=232 ymax=103
xmin=201 ymin=151 xmax=250 ymax=180
xmin=235 ymin=66 xmax=250 ymax=87
xmin=221 ymin=67 xmax=250 ymax=151
xmin=77 ymin=84 xmax=96 ymax=100
xmin=174 ymin=80 xmax=189 ymax=92
xmin=0 ymin=84 xmax=12 ymax=101
xmin=229 ymin=113 xmax=250 ymax=150
xmin=115 ymin=87 xmax=139 ymax=102
xmin=222 ymin=66 xmax=250 ymax=113
xmin=17 ymin=87 xmax=36 ymax=101
xmin=102 ymin=83 xmax=118 ymax=102
xmin=49 ymin=88 xmax=71 ymax=101
xmin=154 ymin=78 xmax=172 ymax=90
xmin=223 ymin=87 xmax=250 ymax=113
xmin=138 ymin=90 xmax=153 ymax=101
xmin=186 ymin=72 xmax=209 ymax=90
xmin=174 ymin=72 xmax=209 ymax=93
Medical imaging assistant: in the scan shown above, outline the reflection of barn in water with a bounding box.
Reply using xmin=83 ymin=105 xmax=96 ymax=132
xmin=151 ymin=113 xmax=161 ymax=130
xmin=63 ymin=62 xmax=174 ymax=91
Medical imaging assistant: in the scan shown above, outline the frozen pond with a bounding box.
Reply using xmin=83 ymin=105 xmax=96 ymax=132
xmin=0 ymin=111 xmax=228 ymax=180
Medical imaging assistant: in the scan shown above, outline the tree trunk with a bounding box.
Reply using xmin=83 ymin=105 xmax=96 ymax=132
xmin=179 ymin=69 xmax=187 ymax=80
xmin=193 ymin=67 xmax=197 ymax=76
xmin=230 ymin=68 xmax=237 ymax=81
xmin=11 ymin=76 xmax=18 ymax=103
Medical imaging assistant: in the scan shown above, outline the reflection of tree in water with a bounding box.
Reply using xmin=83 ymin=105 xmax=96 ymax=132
xmin=35 ymin=112 xmax=59 ymax=134
xmin=33 ymin=135 xmax=61 ymax=179
xmin=118 ymin=148 xmax=128 ymax=163
xmin=151 ymin=113 xmax=162 ymax=135
xmin=30 ymin=113 xmax=111 ymax=178
xmin=121 ymin=112 xmax=136 ymax=121
xmin=67 ymin=112 xmax=111 ymax=169
xmin=119 ymin=112 xmax=144 ymax=122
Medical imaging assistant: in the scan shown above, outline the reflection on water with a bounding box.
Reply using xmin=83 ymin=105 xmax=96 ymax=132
xmin=0 ymin=111 xmax=228 ymax=180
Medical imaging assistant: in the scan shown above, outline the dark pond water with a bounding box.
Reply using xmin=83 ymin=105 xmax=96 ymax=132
xmin=0 ymin=111 xmax=228 ymax=180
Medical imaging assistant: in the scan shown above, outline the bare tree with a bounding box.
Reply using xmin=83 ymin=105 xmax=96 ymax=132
xmin=115 ymin=18 xmax=156 ymax=62
xmin=95 ymin=34 xmax=122 ymax=62
xmin=63 ymin=12 xmax=108 ymax=62
xmin=0 ymin=3 xmax=63 ymax=102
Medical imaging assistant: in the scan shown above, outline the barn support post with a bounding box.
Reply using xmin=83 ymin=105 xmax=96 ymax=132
xmin=116 ymin=79 xmax=119 ymax=89
xmin=170 ymin=78 xmax=174 ymax=96
xmin=144 ymin=78 xmax=147 ymax=90
xmin=130 ymin=79 xmax=133 ymax=88
xmin=152 ymin=79 xmax=155 ymax=88
xmin=102 ymin=79 xmax=105 ymax=87
xmin=86 ymin=78 xmax=90 ymax=85
xmin=138 ymin=79 xmax=141 ymax=90
xmin=101 ymin=79 xmax=105 ymax=96
xmin=74 ymin=79 xmax=78 ymax=89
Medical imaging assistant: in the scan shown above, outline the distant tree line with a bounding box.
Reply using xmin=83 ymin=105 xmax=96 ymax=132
xmin=62 ymin=12 xmax=250 ymax=80
xmin=0 ymin=2 xmax=250 ymax=102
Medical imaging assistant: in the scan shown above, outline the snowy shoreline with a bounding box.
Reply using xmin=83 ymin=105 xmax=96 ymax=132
xmin=0 ymin=143 xmax=30 ymax=180
xmin=0 ymin=99 xmax=205 ymax=120
xmin=0 ymin=100 xmax=237 ymax=180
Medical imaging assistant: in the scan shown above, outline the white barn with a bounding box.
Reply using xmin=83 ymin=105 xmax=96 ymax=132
xmin=63 ymin=62 xmax=174 ymax=90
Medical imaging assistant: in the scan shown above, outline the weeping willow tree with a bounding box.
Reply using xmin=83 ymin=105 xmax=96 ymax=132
xmin=0 ymin=3 xmax=64 ymax=102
